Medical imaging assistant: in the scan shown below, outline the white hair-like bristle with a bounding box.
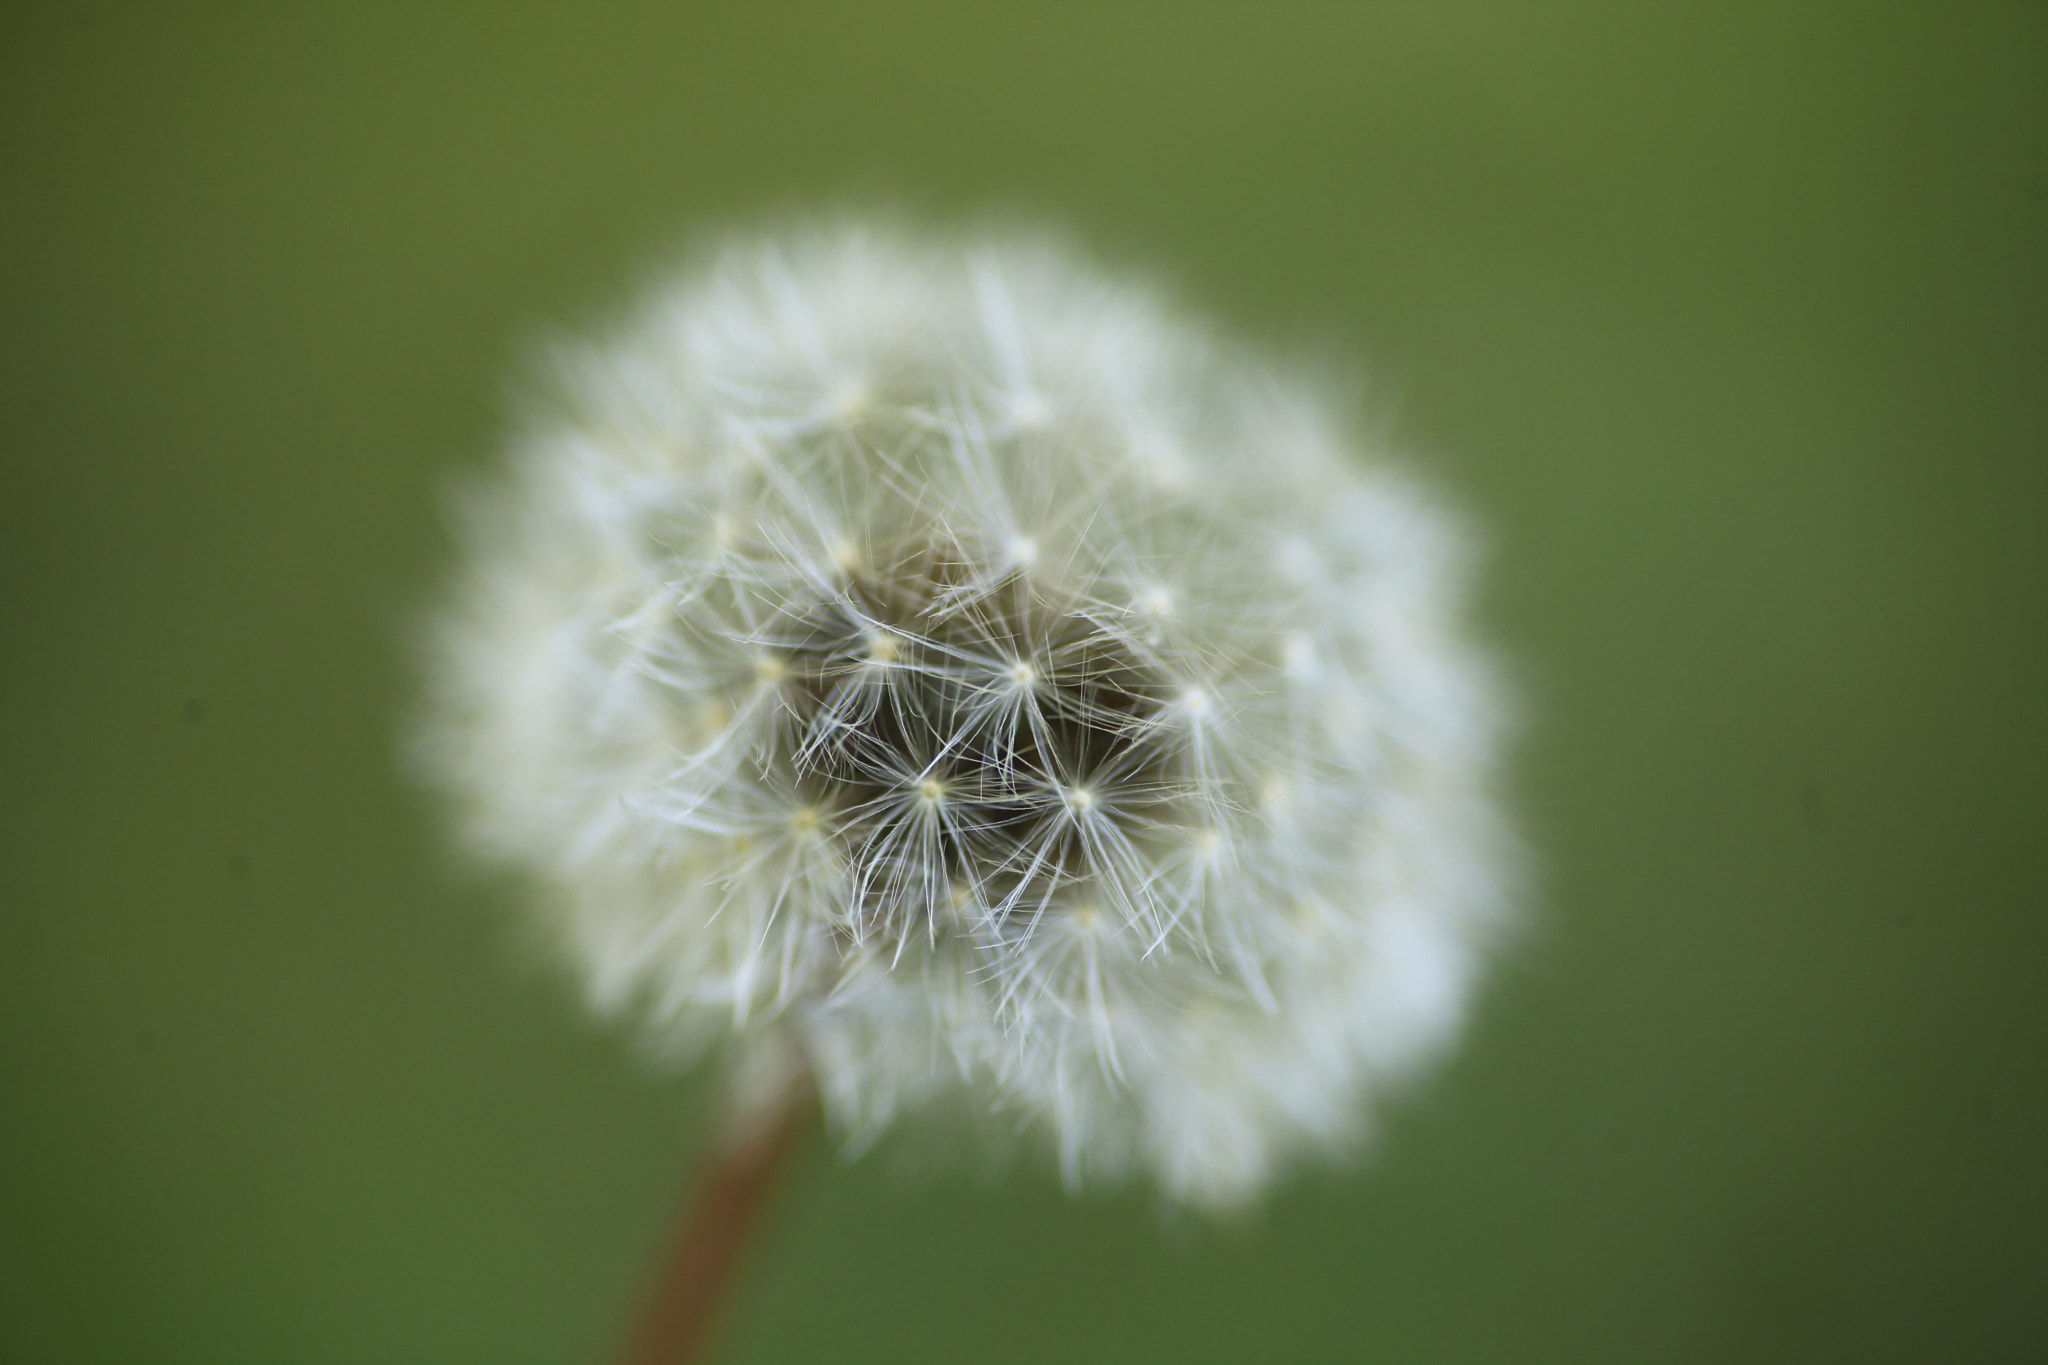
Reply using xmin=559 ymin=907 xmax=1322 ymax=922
xmin=417 ymin=219 xmax=1513 ymax=1206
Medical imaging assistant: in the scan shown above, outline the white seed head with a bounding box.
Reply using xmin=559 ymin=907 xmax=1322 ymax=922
xmin=417 ymin=219 xmax=1514 ymax=1206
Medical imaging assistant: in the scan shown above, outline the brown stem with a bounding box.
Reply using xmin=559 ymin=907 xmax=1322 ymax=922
xmin=619 ymin=1085 xmax=812 ymax=1365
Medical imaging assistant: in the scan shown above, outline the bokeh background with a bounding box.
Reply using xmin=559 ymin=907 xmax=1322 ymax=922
xmin=5 ymin=5 xmax=2045 ymax=1362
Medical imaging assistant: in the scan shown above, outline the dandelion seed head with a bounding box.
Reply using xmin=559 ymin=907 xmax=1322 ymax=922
xmin=418 ymin=218 xmax=1514 ymax=1206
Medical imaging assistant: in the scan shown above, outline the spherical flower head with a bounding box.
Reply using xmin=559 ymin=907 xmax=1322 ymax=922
xmin=418 ymin=219 xmax=1513 ymax=1206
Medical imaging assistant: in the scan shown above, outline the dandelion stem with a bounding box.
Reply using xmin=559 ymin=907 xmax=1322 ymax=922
xmin=620 ymin=1085 xmax=812 ymax=1365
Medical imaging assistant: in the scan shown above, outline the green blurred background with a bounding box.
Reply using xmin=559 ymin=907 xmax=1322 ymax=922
xmin=4 ymin=4 xmax=2044 ymax=1362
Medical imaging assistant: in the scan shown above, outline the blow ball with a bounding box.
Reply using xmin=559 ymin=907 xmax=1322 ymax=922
xmin=417 ymin=221 xmax=1514 ymax=1205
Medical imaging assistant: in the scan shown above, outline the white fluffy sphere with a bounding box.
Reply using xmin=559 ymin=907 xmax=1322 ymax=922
xmin=419 ymin=220 xmax=1512 ymax=1205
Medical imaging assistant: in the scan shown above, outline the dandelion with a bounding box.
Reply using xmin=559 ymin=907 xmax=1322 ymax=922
xmin=417 ymin=218 xmax=1513 ymax=1360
